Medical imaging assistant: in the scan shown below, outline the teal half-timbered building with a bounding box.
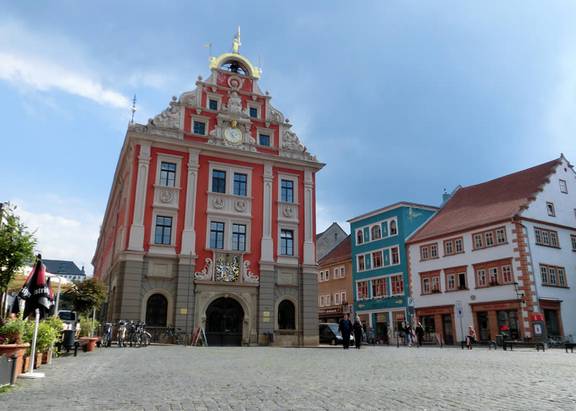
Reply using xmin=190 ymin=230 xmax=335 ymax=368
xmin=348 ymin=202 xmax=437 ymax=343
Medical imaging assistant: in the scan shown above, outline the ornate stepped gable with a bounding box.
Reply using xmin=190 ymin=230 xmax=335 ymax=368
xmin=133 ymin=52 xmax=318 ymax=163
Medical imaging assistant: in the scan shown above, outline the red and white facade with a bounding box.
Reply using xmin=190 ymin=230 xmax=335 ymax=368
xmin=407 ymin=156 xmax=576 ymax=344
xmin=92 ymin=43 xmax=323 ymax=346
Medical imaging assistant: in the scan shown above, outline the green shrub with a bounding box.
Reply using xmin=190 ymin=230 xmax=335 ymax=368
xmin=79 ymin=316 xmax=100 ymax=337
xmin=36 ymin=321 xmax=59 ymax=353
xmin=0 ymin=317 xmax=27 ymax=344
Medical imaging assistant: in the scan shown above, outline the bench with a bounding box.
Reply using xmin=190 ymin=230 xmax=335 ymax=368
xmin=503 ymin=341 xmax=545 ymax=352
xmin=565 ymin=343 xmax=576 ymax=353
xmin=460 ymin=340 xmax=497 ymax=350
xmin=56 ymin=338 xmax=89 ymax=357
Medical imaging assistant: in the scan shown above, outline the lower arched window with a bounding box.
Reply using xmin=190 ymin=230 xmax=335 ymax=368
xmin=278 ymin=300 xmax=296 ymax=330
xmin=146 ymin=293 xmax=168 ymax=327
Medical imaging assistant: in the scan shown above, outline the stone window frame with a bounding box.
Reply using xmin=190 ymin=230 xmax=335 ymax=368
xmin=534 ymin=227 xmax=560 ymax=248
xmin=205 ymin=216 xmax=252 ymax=252
xmin=205 ymin=92 xmax=222 ymax=112
xmin=278 ymin=173 xmax=299 ymax=204
xmin=278 ymin=223 xmax=298 ymax=258
xmin=155 ymin=153 xmax=183 ymax=188
xmin=420 ymin=270 xmax=441 ymax=295
xmin=390 ymin=274 xmax=404 ymax=296
xmin=471 ymin=226 xmax=507 ymax=250
xmin=190 ymin=113 xmax=210 ymax=136
xmin=257 ymin=126 xmax=275 ymax=148
xmin=208 ymin=162 xmax=253 ymax=197
xmin=443 ymin=266 xmax=468 ymax=292
xmin=559 ymin=179 xmax=568 ymax=194
xmin=443 ymin=236 xmax=464 ymax=257
xmin=247 ymin=100 xmax=262 ymax=120
xmin=546 ymin=202 xmax=556 ymax=217
xmin=150 ymin=209 xmax=178 ymax=248
xmin=420 ymin=242 xmax=438 ymax=261
xmin=540 ymin=264 xmax=568 ymax=288
xmin=473 ymin=259 xmax=515 ymax=288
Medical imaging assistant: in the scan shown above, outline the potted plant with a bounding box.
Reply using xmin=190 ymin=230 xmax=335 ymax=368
xmin=35 ymin=321 xmax=59 ymax=365
xmin=0 ymin=315 xmax=30 ymax=379
xmin=41 ymin=316 xmax=63 ymax=364
xmin=79 ymin=316 xmax=100 ymax=351
xmin=67 ymin=278 xmax=107 ymax=352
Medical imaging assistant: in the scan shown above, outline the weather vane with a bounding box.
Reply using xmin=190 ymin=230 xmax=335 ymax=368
xmin=130 ymin=95 xmax=136 ymax=124
xmin=232 ymin=26 xmax=241 ymax=54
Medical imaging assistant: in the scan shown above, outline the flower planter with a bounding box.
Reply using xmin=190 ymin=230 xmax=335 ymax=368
xmin=79 ymin=337 xmax=99 ymax=352
xmin=34 ymin=352 xmax=43 ymax=369
xmin=41 ymin=349 xmax=52 ymax=365
xmin=22 ymin=355 xmax=30 ymax=374
xmin=0 ymin=344 xmax=30 ymax=380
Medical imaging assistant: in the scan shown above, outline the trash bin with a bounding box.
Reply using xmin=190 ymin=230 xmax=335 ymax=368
xmin=63 ymin=330 xmax=76 ymax=349
xmin=496 ymin=334 xmax=504 ymax=346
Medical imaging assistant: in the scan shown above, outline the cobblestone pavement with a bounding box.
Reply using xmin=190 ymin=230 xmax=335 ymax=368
xmin=2 ymin=345 xmax=576 ymax=410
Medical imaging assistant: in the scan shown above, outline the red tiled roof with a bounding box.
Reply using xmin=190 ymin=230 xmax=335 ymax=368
xmin=408 ymin=158 xmax=561 ymax=243
xmin=318 ymin=235 xmax=351 ymax=266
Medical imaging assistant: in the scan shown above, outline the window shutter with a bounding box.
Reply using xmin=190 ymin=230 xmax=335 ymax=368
xmin=363 ymin=227 xmax=370 ymax=242
xmin=381 ymin=222 xmax=388 ymax=237
xmin=383 ymin=249 xmax=390 ymax=266
xmin=365 ymin=254 xmax=372 ymax=270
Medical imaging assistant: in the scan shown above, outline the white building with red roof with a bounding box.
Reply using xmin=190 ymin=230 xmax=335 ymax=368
xmin=407 ymin=155 xmax=576 ymax=344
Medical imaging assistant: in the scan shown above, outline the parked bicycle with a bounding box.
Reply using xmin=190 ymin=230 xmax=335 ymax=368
xmin=117 ymin=320 xmax=127 ymax=348
xmin=128 ymin=321 xmax=151 ymax=347
xmin=102 ymin=322 xmax=113 ymax=347
xmin=162 ymin=327 xmax=187 ymax=345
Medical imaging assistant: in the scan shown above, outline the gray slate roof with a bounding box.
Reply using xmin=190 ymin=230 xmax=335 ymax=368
xmin=43 ymin=259 xmax=85 ymax=277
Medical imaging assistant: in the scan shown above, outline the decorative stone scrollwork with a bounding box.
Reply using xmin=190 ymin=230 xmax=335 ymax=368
xmin=227 ymin=75 xmax=244 ymax=90
xmin=148 ymin=96 xmax=181 ymax=129
xmin=159 ymin=189 xmax=175 ymax=204
xmin=227 ymin=91 xmax=242 ymax=114
xmin=242 ymin=260 xmax=259 ymax=284
xmin=194 ymin=258 xmax=214 ymax=281
xmin=212 ymin=197 xmax=225 ymax=209
xmin=270 ymin=106 xmax=284 ymax=123
xmin=282 ymin=130 xmax=305 ymax=152
xmin=282 ymin=205 xmax=295 ymax=218
xmin=234 ymin=199 xmax=247 ymax=212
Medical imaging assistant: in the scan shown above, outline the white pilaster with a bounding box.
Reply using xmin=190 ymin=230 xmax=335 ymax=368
xmin=128 ymin=143 xmax=151 ymax=251
xmin=180 ymin=149 xmax=200 ymax=256
xmin=261 ymin=162 xmax=274 ymax=262
xmin=303 ymin=169 xmax=315 ymax=265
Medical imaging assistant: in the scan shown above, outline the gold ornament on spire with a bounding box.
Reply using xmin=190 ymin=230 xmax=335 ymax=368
xmin=232 ymin=26 xmax=241 ymax=54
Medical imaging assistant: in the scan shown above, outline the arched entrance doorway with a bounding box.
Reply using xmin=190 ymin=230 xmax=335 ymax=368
xmin=205 ymin=297 xmax=244 ymax=346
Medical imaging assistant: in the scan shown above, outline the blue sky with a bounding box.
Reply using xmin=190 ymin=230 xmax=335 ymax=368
xmin=2 ymin=1 xmax=576 ymax=273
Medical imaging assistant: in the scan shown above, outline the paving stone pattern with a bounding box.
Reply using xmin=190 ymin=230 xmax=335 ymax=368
xmin=2 ymin=345 xmax=576 ymax=410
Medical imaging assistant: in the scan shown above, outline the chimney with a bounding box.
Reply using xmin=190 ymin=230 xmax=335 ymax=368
xmin=81 ymin=265 xmax=85 ymax=274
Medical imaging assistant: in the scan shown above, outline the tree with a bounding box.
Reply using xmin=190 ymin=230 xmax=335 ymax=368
xmin=67 ymin=278 xmax=107 ymax=315
xmin=0 ymin=203 xmax=36 ymax=295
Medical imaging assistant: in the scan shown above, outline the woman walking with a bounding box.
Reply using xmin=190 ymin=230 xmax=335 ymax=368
xmin=466 ymin=325 xmax=476 ymax=350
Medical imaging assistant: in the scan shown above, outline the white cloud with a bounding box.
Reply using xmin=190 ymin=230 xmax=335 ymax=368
xmin=0 ymin=18 xmax=132 ymax=109
xmin=11 ymin=197 xmax=102 ymax=276
xmin=0 ymin=52 xmax=130 ymax=109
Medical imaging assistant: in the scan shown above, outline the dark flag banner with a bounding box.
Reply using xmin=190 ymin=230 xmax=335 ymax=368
xmin=19 ymin=256 xmax=53 ymax=319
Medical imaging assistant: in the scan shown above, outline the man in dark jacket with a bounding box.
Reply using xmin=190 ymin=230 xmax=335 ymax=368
xmin=339 ymin=314 xmax=353 ymax=349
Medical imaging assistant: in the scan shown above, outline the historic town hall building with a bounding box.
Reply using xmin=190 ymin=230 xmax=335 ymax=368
xmin=92 ymin=34 xmax=323 ymax=346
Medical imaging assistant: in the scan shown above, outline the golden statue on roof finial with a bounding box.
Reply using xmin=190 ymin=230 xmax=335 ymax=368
xmin=232 ymin=26 xmax=241 ymax=54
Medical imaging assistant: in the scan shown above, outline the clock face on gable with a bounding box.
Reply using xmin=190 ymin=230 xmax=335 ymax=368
xmin=224 ymin=127 xmax=243 ymax=144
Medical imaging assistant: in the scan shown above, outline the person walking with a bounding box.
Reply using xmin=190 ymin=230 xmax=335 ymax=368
xmin=466 ymin=325 xmax=476 ymax=350
xmin=415 ymin=322 xmax=425 ymax=347
xmin=404 ymin=322 xmax=413 ymax=347
xmin=339 ymin=314 xmax=353 ymax=349
xmin=353 ymin=316 xmax=363 ymax=349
